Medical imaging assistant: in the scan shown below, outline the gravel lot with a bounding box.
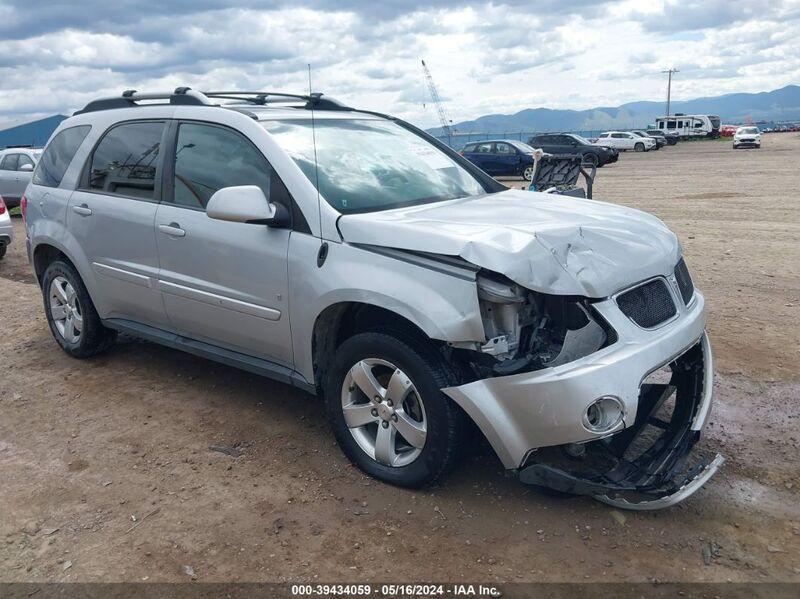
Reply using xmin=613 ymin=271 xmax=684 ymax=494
xmin=1 ymin=134 xmax=799 ymax=584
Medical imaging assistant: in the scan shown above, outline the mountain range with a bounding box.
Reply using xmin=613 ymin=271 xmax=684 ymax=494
xmin=428 ymin=85 xmax=800 ymax=136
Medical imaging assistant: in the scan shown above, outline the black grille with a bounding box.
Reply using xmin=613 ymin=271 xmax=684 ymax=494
xmin=617 ymin=279 xmax=677 ymax=328
xmin=674 ymin=258 xmax=694 ymax=305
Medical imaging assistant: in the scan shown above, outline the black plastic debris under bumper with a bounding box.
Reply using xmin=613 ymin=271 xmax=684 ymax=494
xmin=518 ymin=340 xmax=723 ymax=509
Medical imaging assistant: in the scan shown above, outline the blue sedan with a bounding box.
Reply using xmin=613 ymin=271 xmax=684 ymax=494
xmin=460 ymin=140 xmax=536 ymax=181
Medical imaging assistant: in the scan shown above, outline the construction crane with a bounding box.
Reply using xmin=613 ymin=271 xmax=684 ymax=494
xmin=421 ymin=59 xmax=453 ymax=142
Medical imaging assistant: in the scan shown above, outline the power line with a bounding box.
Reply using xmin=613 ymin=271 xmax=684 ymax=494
xmin=661 ymin=68 xmax=679 ymax=116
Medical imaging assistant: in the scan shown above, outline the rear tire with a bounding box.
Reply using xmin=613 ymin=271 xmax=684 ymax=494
xmin=42 ymin=260 xmax=116 ymax=358
xmin=324 ymin=331 xmax=468 ymax=488
xmin=522 ymin=165 xmax=534 ymax=181
xmin=634 ymin=142 xmax=645 ymax=152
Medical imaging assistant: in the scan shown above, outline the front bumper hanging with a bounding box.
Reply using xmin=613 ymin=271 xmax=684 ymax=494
xmin=519 ymin=337 xmax=723 ymax=510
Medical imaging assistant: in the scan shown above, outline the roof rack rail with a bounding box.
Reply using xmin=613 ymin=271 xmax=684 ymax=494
xmin=74 ymin=87 xmax=214 ymax=115
xmin=201 ymin=91 xmax=353 ymax=111
xmin=74 ymin=87 xmax=354 ymax=115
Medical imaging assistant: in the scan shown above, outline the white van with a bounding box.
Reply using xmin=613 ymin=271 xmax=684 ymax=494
xmin=655 ymin=115 xmax=720 ymax=139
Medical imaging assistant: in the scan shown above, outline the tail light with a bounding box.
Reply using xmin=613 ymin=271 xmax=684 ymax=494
xmin=20 ymin=195 xmax=27 ymax=221
xmin=0 ymin=196 xmax=6 ymax=215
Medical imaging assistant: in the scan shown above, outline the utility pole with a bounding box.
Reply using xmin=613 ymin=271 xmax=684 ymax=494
xmin=661 ymin=68 xmax=679 ymax=116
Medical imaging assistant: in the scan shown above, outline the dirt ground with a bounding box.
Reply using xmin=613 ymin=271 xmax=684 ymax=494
xmin=1 ymin=134 xmax=799 ymax=585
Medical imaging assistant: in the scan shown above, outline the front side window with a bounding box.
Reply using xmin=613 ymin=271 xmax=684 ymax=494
xmin=87 ymin=121 xmax=164 ymax=200
xmin=17 ymin=154 xmax=34 ymax=170
xmin=0 ymin=154 xmax=18 ymax=171
xmin=262 ymin=118 xmax=487 ymax=214
xmin=171 ymin=123 xmax=272 ymax=210
xmin=32 ymin=125 xmax=91 ymax=188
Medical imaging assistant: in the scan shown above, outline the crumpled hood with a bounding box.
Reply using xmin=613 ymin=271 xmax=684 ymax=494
xmin=337 ymin=189 xmax=680 ymax=298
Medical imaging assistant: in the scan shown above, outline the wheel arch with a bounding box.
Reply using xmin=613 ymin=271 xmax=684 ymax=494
xmin=311 ymin=301 xmax=439 ymax=394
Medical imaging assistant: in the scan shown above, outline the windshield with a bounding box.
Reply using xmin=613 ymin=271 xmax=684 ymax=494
xmin=738 ymin=127 xmax=759 ymax=134
xmin=571 ymin=134 xmax=592 ymax=145
xmin=262 ymin=118 xmax=487 ymax=214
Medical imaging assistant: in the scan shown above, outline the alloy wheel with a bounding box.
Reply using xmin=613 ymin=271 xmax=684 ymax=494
xmin=340 ymin=358 xmax=427 ymax=467
xmin=49 ymin=276 xmax=82 ymax=343
xmin=523 ymin=165 xmax=534 ymax=181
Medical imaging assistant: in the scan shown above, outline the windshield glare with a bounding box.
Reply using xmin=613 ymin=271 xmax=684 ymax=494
xmin=262 ymin=118 xmax=487 ymax=214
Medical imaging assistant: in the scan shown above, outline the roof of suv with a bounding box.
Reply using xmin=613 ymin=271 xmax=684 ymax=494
xmin=71 ymin=88 xmax=385 ymax=124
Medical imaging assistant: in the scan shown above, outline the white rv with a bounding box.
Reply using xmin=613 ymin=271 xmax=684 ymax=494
xmin=655 ymin=114 xmax=720 ymax=139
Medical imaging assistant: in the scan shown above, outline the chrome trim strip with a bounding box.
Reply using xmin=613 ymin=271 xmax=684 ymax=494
xmin=92 ymin=262 xmax=153 ymax=288
xmin=158 ymin=280 xmax=281 ymax=321
xmin=691 ymin=332 xmax=714 ymax=431
xmin=594 ymin=453 xmax=724 ymax=511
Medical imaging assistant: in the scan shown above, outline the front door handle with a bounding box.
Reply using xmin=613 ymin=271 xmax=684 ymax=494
xmin=158 ymin=222 xmax=186 ymax=237
xmin=72 ymin=204 xmax=92 ymax=216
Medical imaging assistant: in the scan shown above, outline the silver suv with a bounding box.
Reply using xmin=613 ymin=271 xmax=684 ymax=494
xmin=25 ymin=88 xmax=722 ymax=509
xmin=0 ymin=146 xmax=41 ymax=208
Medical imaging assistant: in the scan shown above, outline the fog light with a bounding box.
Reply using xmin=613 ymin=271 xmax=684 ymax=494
xmin=582 ymin=396 xmax=624 ymax=434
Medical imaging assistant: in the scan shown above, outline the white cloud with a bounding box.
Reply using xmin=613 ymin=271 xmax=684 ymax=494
xmin=0 ymin=0 xmax=797 ymax=130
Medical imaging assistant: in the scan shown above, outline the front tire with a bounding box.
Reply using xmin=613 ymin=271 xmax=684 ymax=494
xmin=582 ymin=153 xmax=599 ymax=168
xmin=324 ymin=331 xmax=468 ymax=488
xmin=42 ymin=260 xmax=116 ymax=358
xmin=0 ymin=244 xmax=6 ymax=260
xmin=634 ymin=142 xmax=645 ymax=152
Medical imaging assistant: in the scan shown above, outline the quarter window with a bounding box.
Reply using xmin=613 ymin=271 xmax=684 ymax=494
xmin=33 ymin=125 xmax=91 ymax=188
xmin=87 ymin=121 xmax=164 ymax=200
xmin=171 ymin=123 xmax=272 ymax=210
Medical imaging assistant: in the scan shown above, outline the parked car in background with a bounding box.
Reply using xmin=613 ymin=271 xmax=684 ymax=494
xmin=526 ymin=133 xmax=618 ymax=167
xmin=24 ymin=87 xmax=721 ymax=508
xmin=0 ymin=195 xmax=12 ymax=259
xmin=631 ymin=131 xmax=664 ymax=149
xmin=0 ymin=147 xmax=41 ymax=209
xmin=596 ymin=131 xmax=655 ymax=152
xmin=733 ymin=126 xmax=761 ymax=149
xmin=460 ymin=140 xmax=535 ymax=180
xmin=644 ymin=129 xmax=677 ymax=146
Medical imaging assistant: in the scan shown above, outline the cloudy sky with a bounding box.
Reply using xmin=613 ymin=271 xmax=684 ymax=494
xmin=0 ymin=0 xmax=798 ymax=129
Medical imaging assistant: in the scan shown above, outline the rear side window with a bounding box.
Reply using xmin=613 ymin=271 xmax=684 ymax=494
xmin=170 ymin=122 xmax=272 ymax=210
xmin=33 ymin=125 xmax=91 ymax=187
xmin=0 ymin=154 xmax=18 ymax=171
xmin=87 ymin=121 xmax=164 ymax=200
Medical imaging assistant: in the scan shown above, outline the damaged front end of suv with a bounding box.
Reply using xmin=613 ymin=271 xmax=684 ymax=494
xmin=444 ymin=261 xmax=723 ymax=510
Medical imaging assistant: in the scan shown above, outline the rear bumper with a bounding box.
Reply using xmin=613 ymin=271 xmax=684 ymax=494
xmin=0 ymin=222 xmax=12 ymax=246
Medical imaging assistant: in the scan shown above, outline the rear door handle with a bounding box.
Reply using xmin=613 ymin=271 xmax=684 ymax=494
xmin=72 ymin=204 xmax=92 ymax=216
xmin=158 ymin=222 xmax=186 ymax=237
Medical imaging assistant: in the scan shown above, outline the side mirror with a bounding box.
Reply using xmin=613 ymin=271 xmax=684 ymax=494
xmin=206 ymin=185 xmax=290 ymax=228
xmin=19 ymin=163 xmax=34 ymax=172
